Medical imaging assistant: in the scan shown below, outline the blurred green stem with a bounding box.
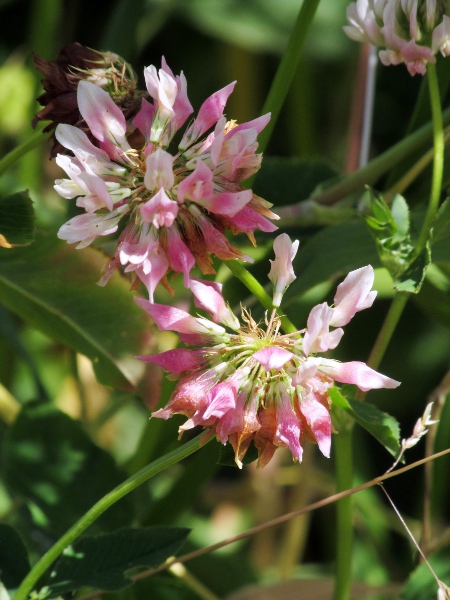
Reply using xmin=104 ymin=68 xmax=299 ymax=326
xmin=224 ymin=260 xmax=296 ymax=333
xmin=414 ymin=63 xmax=444 ymax=257
xmin=0 ymin=130 xmax=49 ymax=178
xmin=333 ymin=425 xmax=354 ymax=600
xmin=257 ymin=0 xmax=322 ymax=154
xmin=359 ymin=63 xmax=444 ymax=399
xmin=13 ymin=434 xmax=211 ymax=600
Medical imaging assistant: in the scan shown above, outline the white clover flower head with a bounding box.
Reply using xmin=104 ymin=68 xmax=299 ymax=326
xmin=53 ymin=58 xmax=278 ymax=300
xmin=136 ymin=260 xmax=400 ymax=468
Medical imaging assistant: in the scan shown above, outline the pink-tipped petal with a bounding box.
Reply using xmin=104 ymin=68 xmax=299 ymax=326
xmin=268 ymin=233 xmax=299 ymax=307
xmin=190 ymin=278 xmax=239 ymax=329
xmin=275 ymin=388 xmax=303 ymax=462
xmin=177 ymin=159 xmax=214 ymax=203
xmin=253 ymin=346 xmax=295 ymax=371
xmin=199 ymin=189 xmax=252 ymax=217
xmin=138 ymin=348 xmax=205 ymax=373
xmin=299 ymin=393 xmax=331 ymax=457
xmin=132 ymin=98 xmax=155 ymax=141
xmin=140 ymin=188 xmax=178 ymax=228
xmin=225 ymin=205 xmax=278 ymax=234
xmin=319 ymin=359 xmax=401 ymax=392
xmin=179 ymin=81 xmax=236 ymax=149
xmin=331 ymin=265 xmax=377 ymax=327
xmin=166 ymin=227 xmax=195 ymax=288
xmin=144 ymin=148 xmax=174 ymax=191
xmin=202 ymin=381 xmax=237 ymax=420
xmin=303 ymin=303 xmax=344 ymax=356
xmin=134 ymin=298 xmax=198 ymax=333
xmin=77 ymin=81 xmax=129 ymax=156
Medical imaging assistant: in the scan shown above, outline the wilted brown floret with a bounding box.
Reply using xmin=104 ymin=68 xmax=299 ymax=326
xmin=33 ymin=43 xmax=143 ymax=157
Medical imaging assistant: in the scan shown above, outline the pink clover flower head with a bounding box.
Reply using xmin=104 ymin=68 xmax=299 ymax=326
xmin=137 ymin=259 xmax=400 ymax=468
xmin=268 ymin=233 xmax=299 ymax=307
xmin=54 ymin=58 xmax=277 ymax=299
xmin=344 ymin=0 xmax=450 ymax=75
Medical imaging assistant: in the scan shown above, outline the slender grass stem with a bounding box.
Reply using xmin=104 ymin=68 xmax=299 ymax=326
xmin=0 ymin=130 xmax=50 ymax=178
xmin=257 ymin=0 xmax=322 ymax=154
xmin=332 ymin=427 xmax=354 ymax=600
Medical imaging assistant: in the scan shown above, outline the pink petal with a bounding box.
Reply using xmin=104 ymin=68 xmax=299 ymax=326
xmin=225 ymin=205 xmax=278 ymax=234
xmin=226 ymin=113 xmax=271 ymax=137
xmin=166 ymin=227 xmax=195 ymax=288
xmin=132 ymin=98 xmax=155 ymax=141
xmin=268 ymin=233 xmax=299 ymax=307
xmin=77 ymin=81 xmax=129 ymax=158
xmin=190 ymin=278 xmax=239 ymax=329
xmin=303 ymin=303 xmax=344 ymax=356
xmin=144 ymin=148 xmax=174 ymax=191
xmin=319 ymin=359 xmax=401 ymax=392
xmin=179 ymin=81 xmax=236 ymax=149
xmin=138 ymin=348 xmax=205 ymax=373
xmin=134 ymin=299 xmax=198 ymax=333
xmin=202 ymin=381 xmax=237 ymax=420
xmin=177 ymin=159 xmax=214 ymax=203
xmin=253 ymin=346 xmax=295 ymax=371
xmin=275 ymin=387 xmax=303 ymax=462
xmin=299 ymin=393 xmax=331 ymax=457
xmin=331 ymin=266 xmax=377 ymax=327
xmin=199 ymin=189 xmax=252 ymax=217
xmin=135 ymin=247 xmax=169 ymax=303
xmin=140 ymin=188 xmax=178 ymax=228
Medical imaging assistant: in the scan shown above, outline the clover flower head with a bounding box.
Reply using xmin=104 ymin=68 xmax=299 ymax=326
xmin=137 ymin=235 xmax=400 ymax=468
xmin=53 ymin=57 xmax=277 ymax=300
xmin=344 ymin=0 xmax=450 ymax=75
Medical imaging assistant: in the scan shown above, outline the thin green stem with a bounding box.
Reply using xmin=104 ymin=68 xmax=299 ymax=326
xmin=13 ymin=434 xmax=210 ymax=600
xmin=224 ymin=260 xmax=296 ymax=333
xmin=414 ymin=63 xmax=445 ymax=257
xmin=257 ymin=0 xmax=322 ymax=155
xmin=332 ymin=424 xmax=354 ymax=600
xmin=0 ymin=130 xmax=50 ymax=178
xmin=311 ymin=104 xmax=450 ymax=206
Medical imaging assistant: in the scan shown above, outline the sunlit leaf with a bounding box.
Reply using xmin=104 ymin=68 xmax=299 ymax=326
xmin=3 ymin=403 xmax=133 ymax=535
xmin=329 ymin=387 xmax=401 ymax=456
xmin=47 ymin=526 xmax=190 ymax=595
xmin=0 ymin=191 xmax=35 ymax=248
xmin=0 ymin=231 xmax=151 ymax=389
xmin=400 ymin=546 xmax=450 ymax=600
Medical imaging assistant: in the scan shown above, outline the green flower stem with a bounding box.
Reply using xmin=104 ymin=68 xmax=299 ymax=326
xmin=359 ymin=65 xmax=445 ymax=399
xmin=13 ymin=434 xmax=211 ymax=600
xmin=257 ymin=0 xmax=322 ymax=155
xmin=224 ymin=260 xmax=297 ymax=333
xmin=0 ymin=130 xmax=50 ymax=178
xmin=311 ymin=103 xmax=450 ymax=207
xmin=414 ymin=63 xmax=445 ymax=257
xmin=332 ymin=425 xmax=354 ymax=600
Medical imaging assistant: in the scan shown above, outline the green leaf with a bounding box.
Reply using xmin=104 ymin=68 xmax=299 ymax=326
xmin=133 ymin=576 xmax=200 ymax=600
xmin=0 ymin=523 xmax=31 ymax=589
xmin=218 ymin=441 xmax=258 ymax=467
xmin=3 ymin=403 xmax=133 ymax=535
xmin=401 ymin=546 xmax=450 ymax=600
xmin=329 ymin=387 xmax=401 ymax=457
xmin=47 ymin=526 xmax=190 ymax=595
xmin=414 ymin=279 xmax=450 ymax=329
xmin=0 ymin=191 xmax=35 ymax=248
xmin=253 ymin=156 xmax=338 ymax=206
xmin=394 ymin=243 xmax=431 ymax=293
xmin=0 ymin=231 xmax=151 ymax=389
xmin=364 ymin=191 xmax=416 ymax=280
xmin=431 ymin=197 xmax=450 ymax=245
